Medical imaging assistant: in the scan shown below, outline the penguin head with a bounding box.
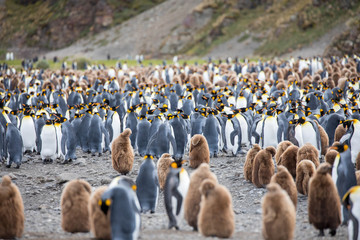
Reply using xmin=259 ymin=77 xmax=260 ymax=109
xmin=342 ymin=186 xmax=360 ymax=210
xmin=170 ymin=160 xmax=186 ymax=169
xmin=316 ymin=162 xmax=333 ymax=175
xmin=45 ymin=119 xmax=53 ymax=125
xmin=144 ymin=154 xmax=154 ymax=160
xmin=330 ymin=142 xmax=348 ymax=153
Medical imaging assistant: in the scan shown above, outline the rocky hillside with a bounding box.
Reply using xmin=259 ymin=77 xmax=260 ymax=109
xmin=0 ymin=0 xmax=164 ymax=57
xmin=2 ymin=0 xmax=360 ymax=59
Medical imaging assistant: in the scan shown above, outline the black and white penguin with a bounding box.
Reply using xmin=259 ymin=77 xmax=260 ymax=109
xmin=136 ymin=115 xmax=151 ymax=157
xmin=5 ymin=122 xmax=23 ymax=168
xmin=331 ymin=142 xmax=357 ymax=224
xmin=203 ymin=109 xmax=221 ymax=157
xmin=19 ymin=107 xmax=36 ymax=153
xmin=342 ymin=186 xmax=360 ymax=240
xmin=222 ymin=113 xmax=241 ymax=156
xmin=164 ymin=160 xmax=190 ymax=229
xmin=136 ymin=154 xmax=159 ymax=213
xmin=40 ymin=119 xmax=57 ymax=163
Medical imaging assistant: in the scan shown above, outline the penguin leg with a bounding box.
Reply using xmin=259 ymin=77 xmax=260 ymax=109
xmin=329 ymin=229 xmax=336 ymax=236
xmin=318 ymin=229 xmax=325 ymax=236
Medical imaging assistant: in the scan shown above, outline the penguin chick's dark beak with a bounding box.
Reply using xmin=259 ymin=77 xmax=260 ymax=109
xmin=99 ymin=199 xmax=111 ymax=215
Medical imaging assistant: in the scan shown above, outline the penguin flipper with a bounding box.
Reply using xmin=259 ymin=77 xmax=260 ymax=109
xmin=101 ymin=124 xmax=110 ymax=151
xmin=168 ymin=134 xmax=177 ymax=156
xmin=61 ymin=130 xmax=67 ymax=155
xmin=230 ymin=130 xmax=238 ymax=146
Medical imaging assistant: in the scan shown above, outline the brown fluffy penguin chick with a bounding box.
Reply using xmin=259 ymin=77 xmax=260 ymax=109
xmin=334 ymin=124 xmax=346 ymax=142
xmin=0 ymin=175 xmax=24 ymax=239
xmin=325 ymin=149 xmax=338 ymax=166
xmin=189 ymin=134 xmax=210 ymax=168
xmin=88 ymin=186 xmax=111 ymax=240
xmin=278 ymin=145 xmax=299 ymax=178
xmin=296 ymin=160 xmax=316 ymax=195
xmin=244 ymin=144 xmax=261 ymax=182
xmin=252 ymin=146 xmax=276 ymax=188
xmin=270 ymin=166 xmax=297 ymax=208
xmin=111 ymin=128 xmax=134 ymax=175
xmin=198 ymin=179 xmax=234 ymax=238
xmin=261 ymin=183 xmax=296 ymax=240
xmin=297 ymin=143 xmax=319 ymax=168
xmin=356 ymin=152 xmax=360 ymax=170
xmin=184 ymin=163 xmax=218 ymax=231
xmin=157 ymin=153 xmax=174 ymax=190
xmin=356 ymin=170 xmax=360 ymax=185
xmin=314 ymin=121 xmax=329 ymax=156
xmin=308 ymin=163 xmax=341 ymax=236
xmin=61 ymin=179 xmax=92 ymax=233
xmin=275 ymin=141 xmax=293 ymax=165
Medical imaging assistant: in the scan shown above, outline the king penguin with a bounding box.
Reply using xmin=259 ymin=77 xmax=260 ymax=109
xmin=343 ymin=186 xmax=360 ymax=240
xmin=5 ymin=122 xmax=23 ymax=168
xmin=164 ymin=160 xmax=190 ymax=229
xmin=136 ymin=154 xmax=159 ymax=213
xmin=40 ymin=119 xmax=57 ymax=163
xmin=331 ymin=142 xmax=357 ymax=224
xmin=19 ymin=108 xmax=36 ymax=153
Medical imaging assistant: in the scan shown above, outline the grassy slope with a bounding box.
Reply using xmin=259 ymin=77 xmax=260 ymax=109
xmin=181 ymin=0 xmax=360 ymax=57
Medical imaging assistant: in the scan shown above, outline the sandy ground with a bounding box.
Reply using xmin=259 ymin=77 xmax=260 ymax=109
xmin=0 ymin=148 xmax=348 ymax=240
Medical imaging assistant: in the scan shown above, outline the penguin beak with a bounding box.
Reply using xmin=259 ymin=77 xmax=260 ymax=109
xmin=329 ymin=146 xmax=338 ymax=151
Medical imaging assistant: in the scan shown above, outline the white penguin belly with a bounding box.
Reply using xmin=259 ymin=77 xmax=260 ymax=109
xmin=263 ymin=117 xmax=278 ymax=148
xmin=173 ymin=169 xmax=190 ymax=223
xmin=237 ymin=115 xmax=249 ymax=145
xmin=55 ymin=125 xmax=63 ymax=158
xmin=349 ymin=202 xmax=360 ymax=240
xmin=20 ymin=117 xmax=36 ymax=151
xmin=351 ymin=128 xmax=360 ymax=164
xmin=295 ymin=125 xmax=304 ymax=147
xmin=225 ymin=121 xmax=238 ymax=155
xmin=236 ymin=97 xmax=247 ymax=108
xmin=40 ymin=127 xmax=57 ymax=160
xmin=301 ymin=123 xmax=318 ymax=151
xmin=112 ymin=113 xmax=121 ymax=142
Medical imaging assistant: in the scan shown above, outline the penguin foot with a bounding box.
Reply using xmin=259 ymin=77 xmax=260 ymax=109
xmin=150 ymin=210 xmax=155 ymax=214
xmin=61 ymin=159 xmax=69 ymax=164
xmin=329 ymin=229 xmax=336 ymax=236
xmin=193 ymin=227 xmax=198 ymax=231
xmin=168 ymin=224 xmax=179 ymax=230
xmin=318 ymin=229 xmax=325 ymax=237
xmin=91 ymin=153 xmax=95 ymax=157
xmin=98 ymin=153 xmax=102 ymax=157
xmin=6 ymin=164 xmax=10 ymax=168
xmin=14 ymin=164 xmax=20 ymax=169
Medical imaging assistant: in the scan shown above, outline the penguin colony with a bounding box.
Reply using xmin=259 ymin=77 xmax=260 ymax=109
xmin=1 ymin=55 xmax=360 ymax=239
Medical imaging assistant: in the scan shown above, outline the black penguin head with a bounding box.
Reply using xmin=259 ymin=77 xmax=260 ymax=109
xmin=45 ymin=119 xmax=53 ymax=125
xmin=170 ymin=160 xmax=187 ymax=169
xmin=144 ymin=154 xmax=154 ymax=160
xmin=99 ymin=198 xmax=111 ymax=215
xmin=330 ymin=142 xmax=349 ymax=153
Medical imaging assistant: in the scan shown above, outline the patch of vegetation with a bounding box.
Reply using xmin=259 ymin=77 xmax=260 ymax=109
xmin=237 ymin=34 xmax=250 ymax=43
xmin=36 ymin=60 xmax=50 ymax=70
xmin=74 ymin=58 xmax=91 ymax=70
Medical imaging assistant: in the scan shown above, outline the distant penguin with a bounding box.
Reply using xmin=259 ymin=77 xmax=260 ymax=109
xmin=184 ymin=163 xmax=218 ymax=231
xmin=198 ymin=179 xmax=234 ymax=238
xmin=0 ymin=175 xmax=24 ymax=239
xmin=275 ymin=141 xmax=293 ymax=165
xmin=88 ymin=186 xmax=111 ymax=240
xmin=136 ymin=155 xmax=159 ymax=213
xmin=244 ymin=144 xmax=261 ymax=182
xmin=308 ymin=163 xmax=341 ymax=236
xmin=5 ymin=122 xmax=23 ymax=168
xmin=136 ymin=115 xmax=151 ymax=157
xmin=252 ymin=146 xmax=276 ymax=188
xmin=296 ymin=160 xmax=316 ymax=195
xmin=342 ymin=186 xmax=360 ymax=240
xmin=164 ymin=161 xmax=190 ymax=229
xmin=88 ymin=113 xmax=109 ymax=156
xmin=40 ymin=119 xmax=57 ymax=163
xmin=189 ymin=134 xmax=210 ymax=168
xmin=157 ymin=153 xmax=174 ymax=190
xmin=261 ymin=183 xmax=296 ymax=240
xmin=270 ymin=166 xmax=297 ymax=208
xmin=111 ymin=128 xmax=134 ymax=175
xmin=297 ymin=143 xmax=319 ymax=168
xmin=100 ymin=182 xmax=141 ymax=240
xmin=330 ymin=142 xmax=357 ymax=224
xmin=19 ymin=109 xmax=36 ymax=152
xmin=278 ymin=145 xmax=299 ymax=178
xmin=61 ymin=179 xmax=92 ymax=233
xmin=203 ymin=110 xmax=221 ymax=157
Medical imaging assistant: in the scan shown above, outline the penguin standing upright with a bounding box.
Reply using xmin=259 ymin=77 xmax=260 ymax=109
xmin=261 ymin=109 xmax=279 ymax=148
xmin=100 ymin=182 xmax=140 ymax=240
xmin=136 ymin=115 xmax=151 ymax=157
xmin=5 ymin=122 xmax=23 ymax=168
xmin=222 ymin=113 xmax=241 ymax=156
xmin=342 ymin=186 xmax=360 ymax=240
xmin=19 ymin=108 xmax=36 ymax=153
xmin=136 ymin=154 xmax=159 ymax=213
xmin=164 ymin=161 xmax=190 ymax=229
xmin=330 ymin=142 xmax=357 ymax=224
xmin=203 ymin=109 xmax=221 ymax=157
xmin=60 ymin=117 xmax=77 ymax=163
xmin=88 ymin=113 xmax=109 ymax=156
xmin=78 ymin=109 xmax=92 ymax=153
xmin=40 ymin=119 xmax=57 ymax=163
